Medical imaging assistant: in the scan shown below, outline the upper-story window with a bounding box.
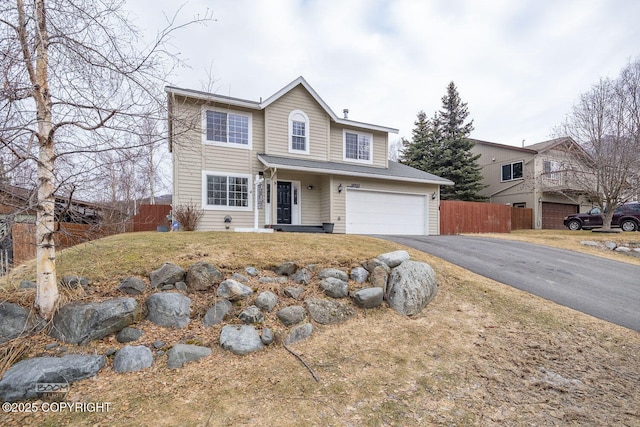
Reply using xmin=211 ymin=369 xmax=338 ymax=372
xmin=203 ymin=108 xmax=252 ymax=149
xmin=288 ymin=110 xmax=309 ymax=154
xmin=501 ymin=160 xmax=523 ymax=181
xmin=343 ymin=130 xmax=373 ymax=164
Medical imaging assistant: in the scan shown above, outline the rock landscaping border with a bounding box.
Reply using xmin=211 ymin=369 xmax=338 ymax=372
xmin=0 ymin=250 xmax=438 ymax=402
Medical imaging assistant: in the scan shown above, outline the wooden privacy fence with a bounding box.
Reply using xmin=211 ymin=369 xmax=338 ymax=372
xmin=131 ymin=204 xmax=172 ymax=232
xmin=11 ymin=222 xmax=115 ymax=266
xmin=440 ymin=200 xmax=532 ymax=235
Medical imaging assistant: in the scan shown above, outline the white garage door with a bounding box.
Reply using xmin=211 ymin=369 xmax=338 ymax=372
xmin=346 ymin=189 xmax=427 ymax=235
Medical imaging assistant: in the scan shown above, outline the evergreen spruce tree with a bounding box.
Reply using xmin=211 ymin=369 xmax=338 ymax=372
xmin=436 ymin=82 xmax=486 ymax=201
xmin=403 ymin=82 xmax=486 ymax=201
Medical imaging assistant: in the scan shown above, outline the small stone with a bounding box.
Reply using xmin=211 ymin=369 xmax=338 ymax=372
xmin=167 ymin=344 xmax=212 ymax=369
xmin=220 ymin=325 xmax=265 ymax=355
xmin=318 ymin=268 xmax=348 ymax=282
xmin=245 ymin=267 xmax=259 ymax=277
xmin=60 ymin=275 xmax=89 ymax=289
xmin=320 ymin=277 xmax=348 ymax=298
xmin=580 ymin=240 xmax=600 ymax=247
xmin=291 ymin=268 xmax=311 ymax=285
xmin=239 ymin=305 xmax=264 ymax=324
xmin=353 ymin=287 xmax=384 ymax=308
xmin=261 ymin=328 xmax=274 ymax=345
xmin=277 ymin=306 xmax=306 ymax=326
xmin=117 ymin=277 xmax=147 ymax=295
xmin=217 ymin=279 xmax=253 ymax=301
xmin=175 ymin=282 xmax=187 ymax=291
xmin=105 ymin=348 xmax=117 ymax=357
xmin=19 ymin=280 xmax=36 ymax=289
xmin=604 ymin=241 xmax=617 ymax=250
xmin=254 ymin=291 xmax=278 ymax=312
xmin=113 ymin=345 xmax=153 ymax=373
xmin=350 ymin=267 xmax=369 ymax=283
xmin=283 ymin=287 xmax=304 ymax=300
xmin=116 ymin=327 xmax=144 ymax=343
xmin=377 ymin=250 xmax=410 ymax=268
xmin=153 ymin=340 xmax=165 ymax=349
xmin=232 ymin=273 xmax=249 ymax=283
xmin=203 ymin=300 xmax=232 ymax=326
xmin=615 ymin=246 xmax=631 ymax=252
xmin=284 ymin=323 xmax=313 ymax=345
xmin=274 ymin=261 xmax=298 ymax=276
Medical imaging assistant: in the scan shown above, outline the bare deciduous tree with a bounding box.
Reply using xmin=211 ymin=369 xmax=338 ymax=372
xmin=558 ymin=59 xmax=640 ymax=229
xmin=0 ymin=0 xmax=211 ymax=318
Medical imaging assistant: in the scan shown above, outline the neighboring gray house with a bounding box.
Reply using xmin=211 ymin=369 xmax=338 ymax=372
xmin=470 ymin=137 xmax=594 ymax=229
xmin=166 ymin=76 xmax=452 ymax=235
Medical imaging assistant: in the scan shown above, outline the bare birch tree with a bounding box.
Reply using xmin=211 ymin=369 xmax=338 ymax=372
xmin=0 ymin=0 xmax=210 ymax=318
xmin=558 ymin=59 xmax=640 ymax=229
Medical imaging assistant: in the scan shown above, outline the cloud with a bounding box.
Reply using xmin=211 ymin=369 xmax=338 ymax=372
xmin=126 ymin=0 xmax=640 ymax=146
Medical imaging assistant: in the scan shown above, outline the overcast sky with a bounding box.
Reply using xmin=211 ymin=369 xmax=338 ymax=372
xmin=126 ymin=0 xmax=639 ymax=148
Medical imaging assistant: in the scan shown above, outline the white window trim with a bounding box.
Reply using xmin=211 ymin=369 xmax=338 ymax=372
xmin=201 ymin=107 xmax=253 ymax=150
xmin=501 ymin=160 xmax=524 ymax=182
xmin=202 ymin=171 xmax=253 ymax=211
xmin=288 ymin=110 xmax=310 ymax=154
xmin=343 ymin=129 xmax=373 ymax=164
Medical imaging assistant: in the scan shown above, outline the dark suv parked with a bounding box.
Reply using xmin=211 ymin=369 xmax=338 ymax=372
xmin=563 ymin=201 xmax=640 ymax=231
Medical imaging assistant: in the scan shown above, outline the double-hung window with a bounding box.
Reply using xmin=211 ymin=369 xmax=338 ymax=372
xmin=203 ymin=109 xmax=251 ymax=148
xmin=501 ymin=161 xmax=523 ymax=181
xmin=203 ymin=172 xmax=251 ymax=211
xmin=343 ymin=130 xmax=372 ymax=164
xmin=288 ymin=110 xmax=309 ymax=154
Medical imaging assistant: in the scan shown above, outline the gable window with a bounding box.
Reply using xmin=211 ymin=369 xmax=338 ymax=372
xmin=343 ymin=130 xmax=372 ymax=164
xmin=202 ymin=172 xmax=251 ymax=211
xmin=288 ymin=110 xmax=309 ymax=154
xmin=501 ymin=161 xmax=523 ymax=181
xmin=203 ymin=109 xmax=252 ymax=148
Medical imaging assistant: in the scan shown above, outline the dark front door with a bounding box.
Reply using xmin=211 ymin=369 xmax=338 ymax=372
xmin=277 ymin=181 xmax=292 ymax=224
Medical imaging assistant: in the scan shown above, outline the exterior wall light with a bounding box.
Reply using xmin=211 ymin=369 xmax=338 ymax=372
xmin=307 ymin=185 xmax=314 ymax=190
xmin=337 ymin=184 xmax=343 ymax=193
xmin=431 ymin=192 xmax=437 ymax=200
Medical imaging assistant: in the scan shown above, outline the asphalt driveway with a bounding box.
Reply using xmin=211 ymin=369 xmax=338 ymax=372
xmin=380 ymin=235 xmax=640 ymax=332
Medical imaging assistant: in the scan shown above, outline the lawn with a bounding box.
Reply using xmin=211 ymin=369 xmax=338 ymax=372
xmin=1 ymin=230 xmax=639 ymax=426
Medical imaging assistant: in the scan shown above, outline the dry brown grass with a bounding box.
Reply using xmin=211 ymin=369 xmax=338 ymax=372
xmin=1 ymin=231 xmax=639 ymax=426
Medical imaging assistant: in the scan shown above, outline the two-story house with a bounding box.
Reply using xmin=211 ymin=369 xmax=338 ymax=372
xmin=166 ymin=76 xmax=452 ymax=235
xmin=470 ymin=137 xmax=594 ymax=229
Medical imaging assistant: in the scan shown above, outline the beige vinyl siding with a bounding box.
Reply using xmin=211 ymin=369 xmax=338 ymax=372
xmin=170 ymin=97 xmax=267 ymax=231
xmin=329 ymin=125 xmax=388 ymax=168
xmin=264 ymin=85 xmax=330 ymax=161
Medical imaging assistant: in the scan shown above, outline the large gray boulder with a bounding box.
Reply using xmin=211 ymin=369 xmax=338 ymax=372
xmin=291 ymin=268 xmax=311 ymax=285
xmin=203 ymin=299 xmax=232 ymax=326
xmin=0 ymin=354 xmax=105 ymax=402
xmin=216 ymin=279 xmax=253 ymax=301
xmin=350 ymin=267 xmax=369 ymax=283
xmin=167 ymin=344 xmax=212 ymax=369
xmin=220 ymin=325 xmax=265 ymax=355
xmin=149 ymin=262 xmax=186 ymax=289
xmin=305 ymin=298 xmax=356 ymax=325
xmin=377 ymin=250 xmax=410 ymax=268
xmin=386 ymin=260 xmax=438 ymax=316
xmin=0 ymin=302 xmax=45 ymax=344
xmin=186 ymin=261 xmax=224 ymax=291
xmin=113 ymin=345 xmax=153 ymax=372
xmin=146 ymin=293 xmax=191 ymax=328
xmin=50 ymin=298 xmax=139 ymax=344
